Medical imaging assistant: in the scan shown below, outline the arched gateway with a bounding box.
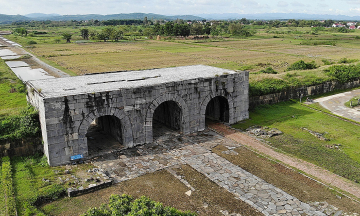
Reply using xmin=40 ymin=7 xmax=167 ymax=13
xmin=26 ymin=65 xmax=249 ymax=166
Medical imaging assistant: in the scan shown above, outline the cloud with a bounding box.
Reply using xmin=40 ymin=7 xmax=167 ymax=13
xmin=277 ymin=1 xmax=288 ymax=7
xmin=345 ymin=0 xmax=360 ymax=4
xmin=291 ymin=1 xmax=306 ymax=7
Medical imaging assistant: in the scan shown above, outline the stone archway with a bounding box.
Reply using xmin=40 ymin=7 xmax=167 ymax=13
xmin=78 ymin=107 xmax=133 ymax=156
xmin=199 ymin=94 xmax=234 ymax=130
xmin=144 ymin=93 xmax=190 ymax=143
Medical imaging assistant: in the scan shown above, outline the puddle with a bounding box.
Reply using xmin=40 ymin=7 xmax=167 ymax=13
xmin=6 ymin=61 xmax=29 ymax=68
xmin=11 ymin=67 xmax=55 ymax=82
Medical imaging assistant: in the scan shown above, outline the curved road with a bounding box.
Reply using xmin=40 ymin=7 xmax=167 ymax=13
xmin=314 ymin=89 xmax=360 ymax=122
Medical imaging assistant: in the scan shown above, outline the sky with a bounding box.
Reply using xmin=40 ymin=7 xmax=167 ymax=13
xmin=1 ymin=0 xmax=360 ymax=16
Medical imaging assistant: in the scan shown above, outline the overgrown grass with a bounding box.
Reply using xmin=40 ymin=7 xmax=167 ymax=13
xmin=233 ymin=100 xmax=360 ymax=183
xmin=81 ymin=194 xmax=196 ymax=216
xmin=0 ymin=59 xmax=27 ymax=118
xmin=0 ymin=105 xmax=41 ymax=141
xmin=12 ymin=155 xmax=65 ymax=215
xmin=0 ymin=160 xmax=5 ymax=216
xmin=2 ymin=156 xmax=17 ymax=216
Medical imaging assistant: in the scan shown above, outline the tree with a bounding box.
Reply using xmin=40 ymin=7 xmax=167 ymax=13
xmin=14 ymin=27 xmax=27 ymax=36
xmin=228 ymin=23 xmax=254 ymax=37
xmin=143 ymin=16 xmax=148 ymax=25
xmin=191 ymin=23 xmax=203 ymax=35
xmin=80 ymin=28 xmax=89 ymax=40
xmin=62 ymin=33 xmax=72 ymax=43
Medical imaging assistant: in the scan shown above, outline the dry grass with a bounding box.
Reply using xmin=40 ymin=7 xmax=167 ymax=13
xmin=26 ymin=36 xmax=360 ymax=80
xmin=213 ymin=145 xmax=360 ymax=214
xmin=41 ymin=167 xmax=260 ymax=216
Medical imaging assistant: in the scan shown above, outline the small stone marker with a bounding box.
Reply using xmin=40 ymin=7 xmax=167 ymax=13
xmin=185 ymin=190 xmax=192 ymax=196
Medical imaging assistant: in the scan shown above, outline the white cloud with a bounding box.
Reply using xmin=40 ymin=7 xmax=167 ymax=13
xmin=277 ymin=1 xmax=289 ymax=7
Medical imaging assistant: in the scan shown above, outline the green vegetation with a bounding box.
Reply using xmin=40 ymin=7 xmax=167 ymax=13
xmin=81 ymin=194 xmax=196 ymax=216
xmin=286 ymin=60 xmax=318 ymax=71
xmin=345 ymin=96 xmax=360 ymax=108
xmin=12 ymin=155 xmax=65 ymax=215
xmin=258 ymin=67 xmax=278 ymax=74
xmin=324 ymin=64 xmax=360 ymax=83
xmin=2 ymin=156 xmax=17 ymax=216
xmin=233 ymin=100 xmax=360 ymax=183
xmin=0 ymin=105 xmax=41 ymax=140
xmin=0 ymin=58 xmax=27 ymax=118
xmin=338 ymin=57 xmax=359 ymax=64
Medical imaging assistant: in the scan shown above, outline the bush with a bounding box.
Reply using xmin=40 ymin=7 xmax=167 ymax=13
xmin=322 ymin=59 xmax=334 ymax=65
xmin=2 ymin=157 xmax=17 ymax=216
xmin=27 ymin=40 xmax=37 ymax=45
xmin=259 ymin=67 xmax=278 ymax=74
xmin=324 ymin=64 xmax=360 ymax=83
xmin=0 ymin=105 xmax=41 ymax=141
xmin=250 ymin=78 xmax=289 ymax=96
xmin=338 ymin=58 xmax=358 ymax=64
xmin=81 ymin=194 xmax=196 ymax=216
xmin=286 ymin=60 xmax=318 ymax=71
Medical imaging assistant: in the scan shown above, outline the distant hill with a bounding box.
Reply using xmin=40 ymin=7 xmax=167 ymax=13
xmin=197 ymin=13 xmax=360 ymax=21
xmin=21 ymin=13 xmax=204 ymax=21
xmin=0 ymin=14 xmax=29 ymax=24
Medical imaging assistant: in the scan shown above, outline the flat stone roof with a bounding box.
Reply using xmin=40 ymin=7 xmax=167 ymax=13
xmin=28 ymin=65 xmax=237 ymax=98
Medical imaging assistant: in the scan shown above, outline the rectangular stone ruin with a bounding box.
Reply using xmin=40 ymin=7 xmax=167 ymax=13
xmin=26 ymin=65 xmax=249 ymax=166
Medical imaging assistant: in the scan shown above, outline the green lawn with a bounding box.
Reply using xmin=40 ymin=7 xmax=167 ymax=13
xmin=0 ymin=59 xmax=27 ymax=119
xmin=233 ymin=100 xmax=360 ymax=183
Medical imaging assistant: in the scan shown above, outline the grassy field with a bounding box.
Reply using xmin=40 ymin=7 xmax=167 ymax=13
xmin=233 ymin=100 xmax=360 ymax=184
xmin=3 ymin=27 xmax=360 ymax=84
xmin=0 ymin=58 xmax=27 ymax=119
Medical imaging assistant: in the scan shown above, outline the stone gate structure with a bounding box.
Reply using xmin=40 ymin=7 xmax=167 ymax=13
xmin=26 ymin=65 xmax=249 ymax=166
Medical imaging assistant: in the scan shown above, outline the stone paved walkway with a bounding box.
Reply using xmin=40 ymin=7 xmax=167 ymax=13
xmin=314 ymin=89 xmax=360 ymax=122
xmin=92 ymin=129 xmax=326 ymax=215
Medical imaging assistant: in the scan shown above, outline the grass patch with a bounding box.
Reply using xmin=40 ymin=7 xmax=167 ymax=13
xmin=2 ymin=156 xmax=17 ymax=216
xmin=0 ymin=59 xmax=27 ymax=119
xmin=81 ymin=194 xmax=196 ymax=216
xmin=345 ymin=96 xmax=360 ymax=108
xmin=42 ymin=167 xmax=260 ymax=216
xmin=233 ymin=100 xmax=360 ymax=183
xmin=11 ymin=154 xmax=65 ymax=215
xmin=213 ymin=145 xmax=360 ymax=213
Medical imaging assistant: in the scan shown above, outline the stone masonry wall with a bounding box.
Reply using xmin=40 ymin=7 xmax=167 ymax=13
xmin=249 ymin=79 xmax=360 ymax=109
xmin=27 ymin=72 xmax=249 ymax=166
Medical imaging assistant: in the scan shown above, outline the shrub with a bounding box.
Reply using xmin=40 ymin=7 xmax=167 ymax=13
xmin=286 ymin=60 xmax=318 ymax=71
xmin=338 ymin=58 xmax=359 ymax=64
xmin=0 ymin=105 xmax=40 ymax=141
xmin=2 ymin=157 xmax=17 ymax=216
xmin=81 ymin=194 xmax=196 ymax=216
xmin=324 ymin=64 xmax=360 ymax=83
xmin=250 ymin=78 xmax=289 ymax=96
xmin=322 ymin=59 xmax=334 ymax=65
xmin=27 ymin=40 xmax=37 ymax=45
xmin=259 ymin=67 xmax=278 ymax=74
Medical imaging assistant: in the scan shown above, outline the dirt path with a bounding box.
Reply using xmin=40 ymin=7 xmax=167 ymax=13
xmin=208 ymin=122 xmax=360 ymax=200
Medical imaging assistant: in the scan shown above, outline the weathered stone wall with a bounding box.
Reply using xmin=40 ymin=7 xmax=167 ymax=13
xmin=249 ymin=79 xmax=360 ymax=109
xmin=0 ymin=138 xmax=43 ymax=157
xmin=27 ymin=72 xmax=249 ymax=166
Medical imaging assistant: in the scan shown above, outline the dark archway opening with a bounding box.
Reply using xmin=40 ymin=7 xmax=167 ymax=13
xmin=152 ymin=101 xmax=182 ymax=140
xmin=86 ymin=115 xmax=123 ymax=156
xmin=205 ymin=96 xmax=229 ymax=123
